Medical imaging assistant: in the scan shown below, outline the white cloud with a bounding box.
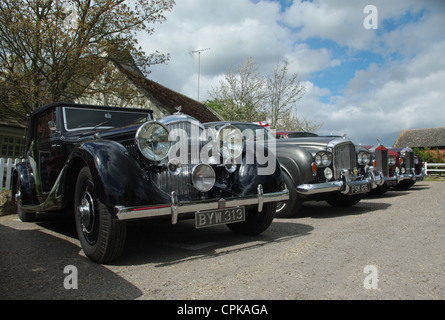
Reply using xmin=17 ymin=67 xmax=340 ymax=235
xmin=139 ymin=0 xmax=445 ymax=146
xmin=143 ymin=0 xmax=340 ymax=102
xmin=315 ymin=40 xmax=445 ymax=145
xmin=285 ymin=44 xmax=340 ymax=78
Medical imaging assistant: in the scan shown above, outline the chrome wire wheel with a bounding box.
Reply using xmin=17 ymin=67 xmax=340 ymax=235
xmin=77 ymin=188 xmax=98 ymax=245
xmin=74 ymin=166 xmax=127 ymax=263
xmin=75 ymin=169 xmax=101 ymax=247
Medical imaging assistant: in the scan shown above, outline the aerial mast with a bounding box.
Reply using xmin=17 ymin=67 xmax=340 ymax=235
xmin=191 ymin=48 xmax=210 ymax=101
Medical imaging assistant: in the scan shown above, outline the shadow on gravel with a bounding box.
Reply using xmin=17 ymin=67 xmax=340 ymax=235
xmin=0 ymin=220 xmax=142 ymax=300
xmin=1 ymin=212 xmax=314 ymax=273
xmin=297 ymin=200 xmax=392 ymax=219
xmin=118 ymin=219 xmax=314 ymax=267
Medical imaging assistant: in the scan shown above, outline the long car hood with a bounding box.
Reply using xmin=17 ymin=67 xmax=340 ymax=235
xmin=275 ymin=136 xmax=349 ymax=156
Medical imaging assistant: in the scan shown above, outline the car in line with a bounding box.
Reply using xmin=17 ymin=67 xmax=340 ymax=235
xmin=365 ymin=144 xmax=400 ymax=194
xmin=205 ymin=122 xmax=380 ymax=218
xmin=389 ymin=147 xmax=426 ymax=190
xmin=12 ymin=103 xmax=288 ymax=263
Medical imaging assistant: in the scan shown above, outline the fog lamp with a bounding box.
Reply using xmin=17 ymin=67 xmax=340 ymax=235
xmin=324 ymin=167 xmax=333 ymax=181
xmin=192 ymin=164 xmax=216 ymax=192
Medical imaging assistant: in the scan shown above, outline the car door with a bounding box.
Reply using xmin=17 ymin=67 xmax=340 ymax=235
xmin=29 ymin=108 xmax=64 ymax=199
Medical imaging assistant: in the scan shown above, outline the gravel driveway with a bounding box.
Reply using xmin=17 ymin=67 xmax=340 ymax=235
xmin=0 ymin=181 xmax=443 ymax=300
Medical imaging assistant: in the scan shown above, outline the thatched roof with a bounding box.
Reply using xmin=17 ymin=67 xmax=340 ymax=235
xmin=393 ymin=127 xmax=445 ymax=148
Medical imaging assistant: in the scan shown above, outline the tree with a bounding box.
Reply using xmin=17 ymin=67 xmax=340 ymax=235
xmin=208 ymin=57 xmax=267 ymax=122
xmin=0 ymin=0 xmax=175 ymax=116
xmin=277 ymin=112 xmax=323 ymax=132
xmin=265 ymin=58 xmax=305 ymax=130
xmin=207 ymin=57 xmax=321 ymax=132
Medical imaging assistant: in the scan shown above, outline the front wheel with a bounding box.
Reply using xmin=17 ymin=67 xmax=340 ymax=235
xmin=227 ymin=203 xmax=276 ymax=236
xmin=74 ymin=167 xmax=127 ymax=263
xmin=275 ymin=172 xmax=303 ymax=218
xmin=13 ymin=177 xmax=36 ymax=222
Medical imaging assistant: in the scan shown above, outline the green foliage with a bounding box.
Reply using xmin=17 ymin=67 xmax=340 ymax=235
xmin=414 ymin=147 xmax=445 ymax=163
xmin=0 ymin=0 xmax=175 ymax=114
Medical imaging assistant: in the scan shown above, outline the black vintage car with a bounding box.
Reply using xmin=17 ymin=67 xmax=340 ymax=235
xmin=12 ymin=103 xmax=288 ymax=263
xmin=205 ymin=122 xmax=381 ymax=218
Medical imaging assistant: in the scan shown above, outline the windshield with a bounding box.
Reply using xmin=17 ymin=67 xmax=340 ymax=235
xmin=287 ymin=132 xmax=318 ymax=138
xmin=63 ymin=107 xmax=151 ymax=132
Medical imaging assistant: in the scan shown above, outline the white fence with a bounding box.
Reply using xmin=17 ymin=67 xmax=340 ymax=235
xmin=0 ymin=158 xmax=20 ymax=191
xmin=424 ymin=162 xmax=445 ymax=175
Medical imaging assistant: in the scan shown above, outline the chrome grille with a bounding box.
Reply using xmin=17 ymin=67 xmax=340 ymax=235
xmin=375 ymin=148 xmax=389 ymax=176
xmin=333 ymin=143 xmax=356 ymax=179
xmin=151 ymin=164 xmax=201 ymax=201
xmin=165 ymin=119 xmax=204 ymax=165
xmin=405 ymin=150 xmax=415 ymax=171
xmin=153 ymin=118 xmax=206 ymax=200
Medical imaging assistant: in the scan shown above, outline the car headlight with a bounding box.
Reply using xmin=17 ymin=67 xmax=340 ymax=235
xmin=358 ymin=151 xmax=371 ymax=165
xmin=135 ymin=121 xmax=172 ymax=161
xmin=315 ymin=151 xmax=332 ymax=167
xmin=217 ymin=125 xmax=243 ymax=159
xmin=388 ymin=156 xmax=396 ymax=166
xmin=414 ymin=157 xmax=419 ymax=165
xmin=192 ymin=164 xmax=216 ymax=192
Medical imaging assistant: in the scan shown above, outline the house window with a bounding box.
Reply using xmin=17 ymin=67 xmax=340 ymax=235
xmin=1 ymin=135 xmax=24 ymax=158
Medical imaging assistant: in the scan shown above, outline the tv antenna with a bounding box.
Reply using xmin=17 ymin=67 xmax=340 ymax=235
xmin=191 ymin=48 xmax=210 ymax=101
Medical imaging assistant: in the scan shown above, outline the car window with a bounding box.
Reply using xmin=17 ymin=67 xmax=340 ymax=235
xmin=35 ymin=111 xmax=55 ymax=139
xmin=62 ymin=107 xmax=151 ymax=132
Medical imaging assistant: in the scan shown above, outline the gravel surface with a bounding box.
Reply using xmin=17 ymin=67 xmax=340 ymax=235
xmin=0 ymin=181 xmax=444 ymax=300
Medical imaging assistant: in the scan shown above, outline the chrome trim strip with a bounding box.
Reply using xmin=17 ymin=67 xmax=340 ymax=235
xmin=171 ymin=191 xmax=179 ymax=224
xmin=115 ymin=184 xmax=289 ymax=223
xmin=257 ymin=184 xmax=264 ymax=212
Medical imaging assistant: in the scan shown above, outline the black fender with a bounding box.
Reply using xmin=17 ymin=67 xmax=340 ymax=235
xmin=12 ymin=162 xmax=39 ymax=206
xmin=67 ymin=140 xmax=170 ymax=213
xmin=236 ymin=151 xmax=284 ymax=196
xmin=275 ymin=144 xmax=315 ymax=187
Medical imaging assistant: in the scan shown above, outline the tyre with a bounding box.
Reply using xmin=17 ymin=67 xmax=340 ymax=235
xmin=227 ymin=203 xmax=276 ymax=236
xmin=394 ymin=180 xmax=415 ymax=190
xmin=14 ymin=177 xmax=36 ymax=222
xmin=275 ymin=172 xmax=302 ymax=218
xmin=326 ymin=194 xmax=363 ymax=207
xmin=74 ymin=167 xmax=127 ymax=263
xmin=370 ymin=184 xmax=389 ymax=195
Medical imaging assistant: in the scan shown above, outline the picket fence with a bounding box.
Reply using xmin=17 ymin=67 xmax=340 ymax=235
xmin=0 ymin=158 xmax=20 ymax=191
xmin=424 ymin=162 xmax=445 ymax=175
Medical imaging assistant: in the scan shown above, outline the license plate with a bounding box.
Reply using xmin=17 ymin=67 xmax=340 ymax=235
xmin=349 ymin=184 xmax=370 ymax=195
xmin=195 ymin=207 xmax=245 ymax=229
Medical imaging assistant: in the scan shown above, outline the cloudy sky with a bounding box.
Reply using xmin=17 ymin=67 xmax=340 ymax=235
xmin=139 ymin=0 xmax=445 ymax=146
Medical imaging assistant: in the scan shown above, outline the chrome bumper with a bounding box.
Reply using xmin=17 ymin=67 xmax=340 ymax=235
xmin=114 ymin=184 xmax=289 ymax=223
xmin=393 ymin=168 xmax=426 ymax=183
xmin=296 ymin=167 xmax=380 ymax=196
xmin=413 ymin=168 xmax=426 ymax=181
